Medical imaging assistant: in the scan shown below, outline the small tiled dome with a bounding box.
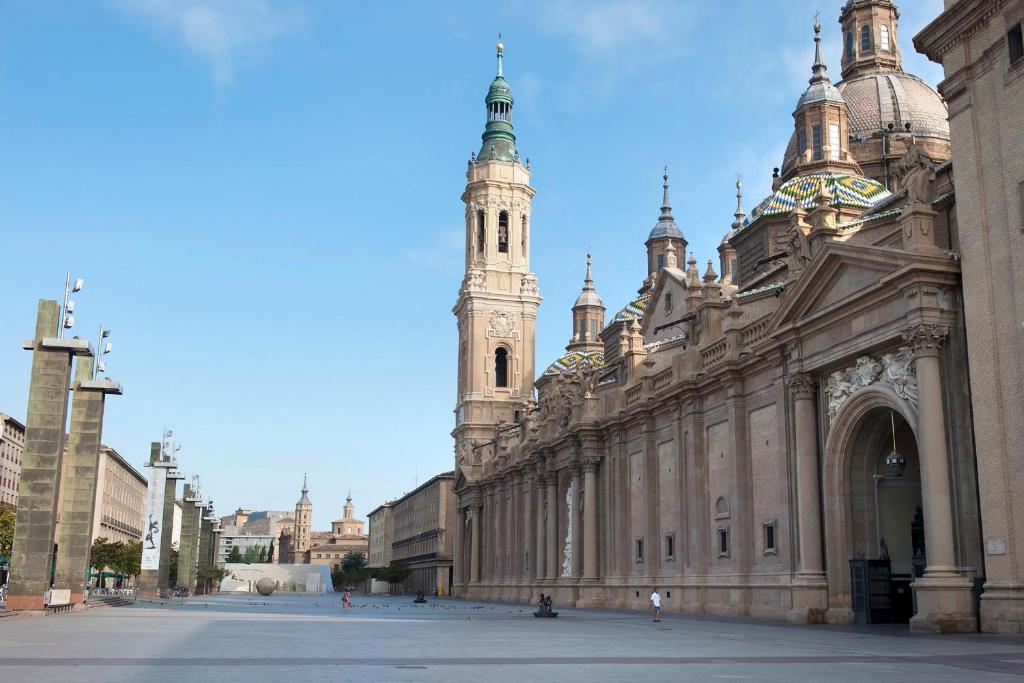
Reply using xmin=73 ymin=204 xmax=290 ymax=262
xmin=610 ymin=291 xmax=652 ymax=325
xmin=543 ymin=350 xmax=605 ymax=376
xmin=748 ymin=172 xmax=890 ymax=223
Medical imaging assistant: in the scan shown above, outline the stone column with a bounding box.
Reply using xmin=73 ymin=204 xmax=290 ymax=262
xmin=523 ymin=473 xmax=534 ymax=580
xmin=505 ymin=478 xmax=513 ymax=580
xmin=470 ymin=502 xmax=482 ymax=584
xmin=7 ymin=300 xmax=91 ymax=610
xmin=534 ymin=467 xmax=546 ymax=580
xmin=571 ymin=463 xmax=583 ymax=578
xmin=545 ymin=471 xmax=558 ymax=579
xmin=905 ymin=323 xmax=976 ymax=633
xmin=787 ymin=372 xmax=828 ymax=623
xmin=54 ymin=356 xmax=122 ymax=604
xmin=453 ymin=506 xmax=465 ymax=587
xmin=582 ymin=458 xmax=599 ymax=580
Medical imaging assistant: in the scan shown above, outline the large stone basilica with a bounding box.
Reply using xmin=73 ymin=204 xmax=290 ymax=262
xmin=451 ymin=0 xmax=1020 ymax=634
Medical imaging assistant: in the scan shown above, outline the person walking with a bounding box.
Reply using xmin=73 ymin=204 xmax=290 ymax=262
xmin=342 ymin=589 xmax=352 ymax=611
xmin=650 ymin=588 xmax=661 ymax=622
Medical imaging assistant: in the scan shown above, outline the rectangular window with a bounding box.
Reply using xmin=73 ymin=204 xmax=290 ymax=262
xmin=812 ymin=124 xmax=823 ymax=161
xmin=665 ymin=534 xmax=675 ymax=560
xmin=590 ymin=319 xmax=597 ymax=339
xmin=798 ymin=129 xmax=807 ymax=156
xmin=880 ymin=25 xmax=890 ymax=51
xmin=657 ymin=254 xmax=665 ymax=270
xmin=635 ymin=537 xmax=644 ymax=562
xmin=717 ymin=527 xmax=730 ymax=558
xmin=829 ymin=124 xmax=840 ymax=160
xmin=1011 ymin=23 xmax=1024 ymax=65
xmin=763 ymin=520 xmax=778 ymax=555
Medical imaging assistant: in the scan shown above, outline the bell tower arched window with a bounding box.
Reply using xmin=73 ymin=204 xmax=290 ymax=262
xmin=494 ymin=347 xmax=509 ymax=388
xmin=846 ymin=31 xmax=854 ymax=60
xmin=477 ymin=211 xmax=485 ymax=255
xmin=860 ymin=25 xmax=872 ymax=53
xmin=879 ymin=25 xmax=890 ymax=51
xmin=498 ymin=211 xmax=509 ymax=253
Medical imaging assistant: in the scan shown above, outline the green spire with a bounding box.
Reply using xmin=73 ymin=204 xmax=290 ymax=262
xmin=478 ymin=41 xmax=517 ymax=163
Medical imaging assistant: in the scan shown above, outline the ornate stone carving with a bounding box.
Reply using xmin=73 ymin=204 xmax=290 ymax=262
xmin=898 ymin=144 xmax=938 ymax=206
xmin=581 ymin=456 xmax=601 ymax=473
xmin=786 ymin=224 xmax=812 ymax=277
xmin=488 ymin=310 xmax=516 ymax=337
xmin=788 ymin=372 xmax=815 ymax=400
xmin=825 ymin=348 xmax=918 ymax=422
xmin=562 ymin=478 xmax=575 ymax=577
xmin=462 ymin=268 xmax=485 ymax=293
xmin=520 ymin=273 xmax=539 ymax=296
xmin=903 ymin=323 xmax=948 ymax=357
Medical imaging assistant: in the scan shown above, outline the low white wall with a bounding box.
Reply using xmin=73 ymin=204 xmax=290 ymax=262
xmin=219 ymin=563 xmax=334 ymax=593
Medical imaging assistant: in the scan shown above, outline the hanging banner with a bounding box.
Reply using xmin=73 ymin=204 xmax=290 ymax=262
xmin=141 ymin=465 xmax=167 ymax=570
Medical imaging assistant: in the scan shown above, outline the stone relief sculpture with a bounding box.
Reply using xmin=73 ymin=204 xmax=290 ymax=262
xmin=898 ymin=144 xmax=937 ymax=206
xmin=562 ymin=479 xmax=575 ymax=577
xmin=825 ymin=348 xmax=918 ymax=422
xmin=787 ymin=223 xmax=812 ymax=277
xmin=520 ymin=273 xmax=539 ymax=296
xmin=489 ymin=310 xmax=516 ymax=337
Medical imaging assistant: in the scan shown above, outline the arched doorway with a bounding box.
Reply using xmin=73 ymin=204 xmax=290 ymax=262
xmin=823 ymin=387 xmax=923 ymax=624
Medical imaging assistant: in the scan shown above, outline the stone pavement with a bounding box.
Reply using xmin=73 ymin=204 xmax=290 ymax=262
xmin=0 ymin=593 xmax=1022 ymax=682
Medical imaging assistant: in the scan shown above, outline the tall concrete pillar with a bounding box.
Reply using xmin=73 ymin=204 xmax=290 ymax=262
xmin=196 ymin=505 xmax=212 ymax=593
xmin=469 ymin=502 xmax=482 ymax=584
xmin=138 ymin=443 xmax=183 ymax=597
xmin=53 ymin=356 xmax=122 ymax=603
xmin=534 ymin=467 xmax=546 ymax=581
xmin=8 ymin=300 xmax=91 ymax=610
xmin=545 ymin=472 xmax=558 ymax=579
xmin=905 ymin=323 xmax=976 ymax=633
xmin=582 ymin=458 xmax=599 ymax=580
xmin=178 ymin=484 xmax=202 ymax=590
xmin=787 ymin=372 xmax=828 ymax=623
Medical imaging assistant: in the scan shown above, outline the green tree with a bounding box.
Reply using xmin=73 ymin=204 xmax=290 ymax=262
xmin=168 ymin=546 xmax=179 ymax=586
xmin=89 ymin=538 xmax=121 ymax=586
xmin=340 ymin=551 xmax=366 ymax=573
xmin=0 ymin=502 xmax=16 ymax=559
xmin=241 ymin=545 xmax=265 ymax=564
xmin=115 ymin=541 xmax=141 ymax=580
xmin=379 ymin=562 xmax=412 ymax=592
xmin=256 ymin=546 xmax=267 ymax=563
xmin=195 ymin=564 xmax=228 ymax=593
xmin=226 ymin=546 xmax=242 ymax=563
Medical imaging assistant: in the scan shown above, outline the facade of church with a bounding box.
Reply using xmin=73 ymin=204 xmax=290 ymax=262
xmin=278 ymin=477 xmax=369 ymax=568
xmin=450 ymin=0 xmax=1018 ymax=633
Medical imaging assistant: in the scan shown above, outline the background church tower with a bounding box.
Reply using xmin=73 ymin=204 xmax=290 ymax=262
xmin=453 ymin=42 xmax=540 ymax=479
xmin=839 ymin=0 xmax=902 ymax=79
xmin=292 ymin=475 xmax=312 ymax=563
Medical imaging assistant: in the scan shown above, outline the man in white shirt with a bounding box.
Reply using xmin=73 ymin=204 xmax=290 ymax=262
xmin=650 ymin=588 xmax=661 ymax=622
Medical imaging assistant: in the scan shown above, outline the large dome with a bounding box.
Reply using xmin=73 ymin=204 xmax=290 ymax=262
xmin=783 ymin=72 xmax=949 ymax=172
xmin=837 ymin=72 xmax=949 ymax=141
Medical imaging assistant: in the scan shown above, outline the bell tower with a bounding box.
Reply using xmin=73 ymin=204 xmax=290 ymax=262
xmin=453 ymin=42 xmax=540 ymax=480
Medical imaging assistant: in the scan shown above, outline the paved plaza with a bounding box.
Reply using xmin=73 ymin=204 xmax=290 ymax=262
xmin=0 ymin=595 xmax=1023 ymax=682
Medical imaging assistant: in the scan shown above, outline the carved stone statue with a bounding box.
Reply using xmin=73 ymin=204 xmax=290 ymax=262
xmin=825 ymin=351 xmax=919 ymax=423
xmin=898 ymin=144 xmax=937 ymax=206
xmin=787 ymin=224 xmax=812 ymax=277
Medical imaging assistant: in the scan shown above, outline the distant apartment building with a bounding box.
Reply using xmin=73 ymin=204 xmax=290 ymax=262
xmin=215 ymin=533 xmax=276 ymax=565
xmin=219 ymin=508 xmax=252 ymax=535
xmin=0 ymin=413 xmax=24 ymax=509
xmin=90 ymin=446 xmax=148 ymax=545
xmin=241 ymin=510 xmax=293 ymax=537
xmin=389 ymin=472 xmax=456 ymax=595
xmin=367 ymin=503 xmax=394 ymax=570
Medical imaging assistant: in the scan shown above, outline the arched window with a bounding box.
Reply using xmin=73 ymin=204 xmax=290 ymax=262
xmin=498 ymin=211 xmax=509 ymax=253
xmin=860 ymin=25 xmax=872 ymax=53
xmin=664 ymin=292 xmax=673 ymax=314
xmin=880 ymin=25 xmax=890 ymax=51
xmin=521 ymin=215 xmax=528 ymax=254
xmin=477 ymin=211 xmax=485 ymax=255
xmin=494 ymin=347 xmax=509 ymax=388
xmin=846 ymin=31 xmax=854 ymax=59
xmin=715 ymin=496 xmax=730 ymax=519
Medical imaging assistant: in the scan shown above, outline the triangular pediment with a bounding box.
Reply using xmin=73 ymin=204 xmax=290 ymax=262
xmin=453 ymin=467 xmax=471 ymax=493
xmin=770 ymin=242 xmax=912 ymax=329
xmin=640 ymin=268 xmax=690 ymax=342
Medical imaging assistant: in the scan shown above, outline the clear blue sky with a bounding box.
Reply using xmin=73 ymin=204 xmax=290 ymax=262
xmin=0 ymin=1 xmax=943 ymax=529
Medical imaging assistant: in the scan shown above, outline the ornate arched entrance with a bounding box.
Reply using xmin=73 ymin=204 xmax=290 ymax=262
xmin=822 ymin=385 xmax=922 ymax=624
